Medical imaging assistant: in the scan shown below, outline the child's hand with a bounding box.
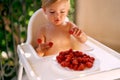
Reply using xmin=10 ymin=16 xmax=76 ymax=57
xmin=39 ymin=42 xmax=53 ymax=51
xmin=69 ymin=27 xmax=87 ymax=43
xmin=36 ymin=38 xmax=53 ymax=56
xmin=69 ymin=27 xmax=82 ymax=37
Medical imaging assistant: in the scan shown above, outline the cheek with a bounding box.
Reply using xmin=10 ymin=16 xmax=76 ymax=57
xmin=47 ymin=13 xmax=53 ymax=19
xmin=62 ymin=11 xmax=68 ymax=17
xmin=61 ymin=14 xmax=68 ymax=20
xmin=47 ymin=15 xmax=54 ymax=22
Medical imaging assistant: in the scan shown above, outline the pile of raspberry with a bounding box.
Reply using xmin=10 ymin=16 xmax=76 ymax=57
xmin=56 ymin=49 xmax=95 ymax=71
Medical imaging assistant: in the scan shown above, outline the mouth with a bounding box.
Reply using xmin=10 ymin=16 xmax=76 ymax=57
xmin=55 ymin=19 xmax=60 ymax=22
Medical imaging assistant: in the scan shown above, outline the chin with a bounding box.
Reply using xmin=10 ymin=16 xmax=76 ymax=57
xmin=54 ymin=22 xmax=62 ymax=26
xmin=54 ymin=21 xmax=66 ymax=26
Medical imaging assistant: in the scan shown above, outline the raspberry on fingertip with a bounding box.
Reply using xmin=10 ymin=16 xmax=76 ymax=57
xmin=48 ymin=42 xmax=53 ymax=47
xmin=37 ymin=38 xmax=42 ymax=44
xmin=69 ymin=30 xmax=73 ymax=34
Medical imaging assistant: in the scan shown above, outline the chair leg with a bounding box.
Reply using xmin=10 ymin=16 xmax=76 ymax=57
xmin=18 ymin=61 xmax=23 ymax=80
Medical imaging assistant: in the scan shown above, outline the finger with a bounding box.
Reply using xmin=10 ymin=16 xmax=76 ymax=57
xmin=36 ymin=46 xmax=42 ymax=52
xmin=72 ymin=27 xmax=79 ymax=35
xmin=76 ymin=30 xmax=82 ymax=36
xmin=40 ymin=44 xmax=49 ymax=50
xmin=41 ymin=42 xmax=53 ymax=51
xmin=69 ymin=27 xmax=77 ymax=34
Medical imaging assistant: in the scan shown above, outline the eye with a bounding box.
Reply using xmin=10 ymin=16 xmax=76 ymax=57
xmin=49 ymin=11 xmax=55 ymax=14
xmin=61 ymin=11 xmax=65 ymax=13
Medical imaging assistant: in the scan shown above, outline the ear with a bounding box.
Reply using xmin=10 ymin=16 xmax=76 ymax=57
xmin=42 ymin=8 xmax=46 ymax=14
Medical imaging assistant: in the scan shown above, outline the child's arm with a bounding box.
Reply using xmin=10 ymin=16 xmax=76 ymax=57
xmin=69 ymin=22 xmax=87 ymax=43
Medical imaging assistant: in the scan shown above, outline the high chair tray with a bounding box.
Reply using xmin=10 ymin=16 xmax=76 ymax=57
xmin=17 ymin=37 xmax=120 ymax=80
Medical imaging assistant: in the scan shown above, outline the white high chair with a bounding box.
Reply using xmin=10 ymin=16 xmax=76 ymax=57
xmin=17 ymin=8 xmax=69 ymax=80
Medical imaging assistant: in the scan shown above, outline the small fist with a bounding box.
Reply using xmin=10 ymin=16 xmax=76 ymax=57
xmin=69 ymin=27 xmax=82 ymax=37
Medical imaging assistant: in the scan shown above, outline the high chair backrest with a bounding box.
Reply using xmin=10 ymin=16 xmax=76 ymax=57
xmin=26 ymin=9 xmax=48 ymax=47
xmin=26 ymin=8 xmax=69 ymax=48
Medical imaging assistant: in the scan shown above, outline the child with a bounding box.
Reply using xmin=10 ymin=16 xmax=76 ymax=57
xmin=36 ymin=0 xmax=87 ymax=56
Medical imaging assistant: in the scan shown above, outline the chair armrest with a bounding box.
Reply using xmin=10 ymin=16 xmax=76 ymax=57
xmin=17 ymin=43 xmax=41 ymax=80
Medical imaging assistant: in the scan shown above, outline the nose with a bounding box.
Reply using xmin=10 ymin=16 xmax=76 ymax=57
xmin=54 ymin=12 xmax=60 ymax=18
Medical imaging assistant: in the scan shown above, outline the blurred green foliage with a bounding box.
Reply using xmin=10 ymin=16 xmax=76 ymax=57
xmin=69 ymin=0 xmax=75 ymax=22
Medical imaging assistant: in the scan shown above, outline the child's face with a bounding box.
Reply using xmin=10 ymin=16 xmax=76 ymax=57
xmin=43 ymin=0 xmax=70 ymax=26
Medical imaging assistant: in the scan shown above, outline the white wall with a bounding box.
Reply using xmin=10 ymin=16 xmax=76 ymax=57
xmin=75 ymin=0 xmax=120 ymax=53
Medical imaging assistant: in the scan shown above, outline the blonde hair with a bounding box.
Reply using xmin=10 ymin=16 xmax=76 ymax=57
xmin=41 ymin=0 xmax=70 ymax=8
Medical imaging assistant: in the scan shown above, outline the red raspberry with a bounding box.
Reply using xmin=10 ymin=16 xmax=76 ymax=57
xmin=73 ymin=65 xmax=78 ymax=70
xmin=72 ymin=59 xmax=78 ymax=65
xmin=78 ymin=63 xmax=85 ymax=70
xmin=86 ymin=62 xmax=93 ymax=68
xmin=69 ymin=30 xmax=73 ymax=34
xmin=60 ymin=61 xmax=68 ymax=67
xmin=48 ymin=42 xmax=53 ymax=47
xmin=65 ymin=55 xmax=72 ymax=62
xmin=37 ymin=38 xmax=42 ymax=44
